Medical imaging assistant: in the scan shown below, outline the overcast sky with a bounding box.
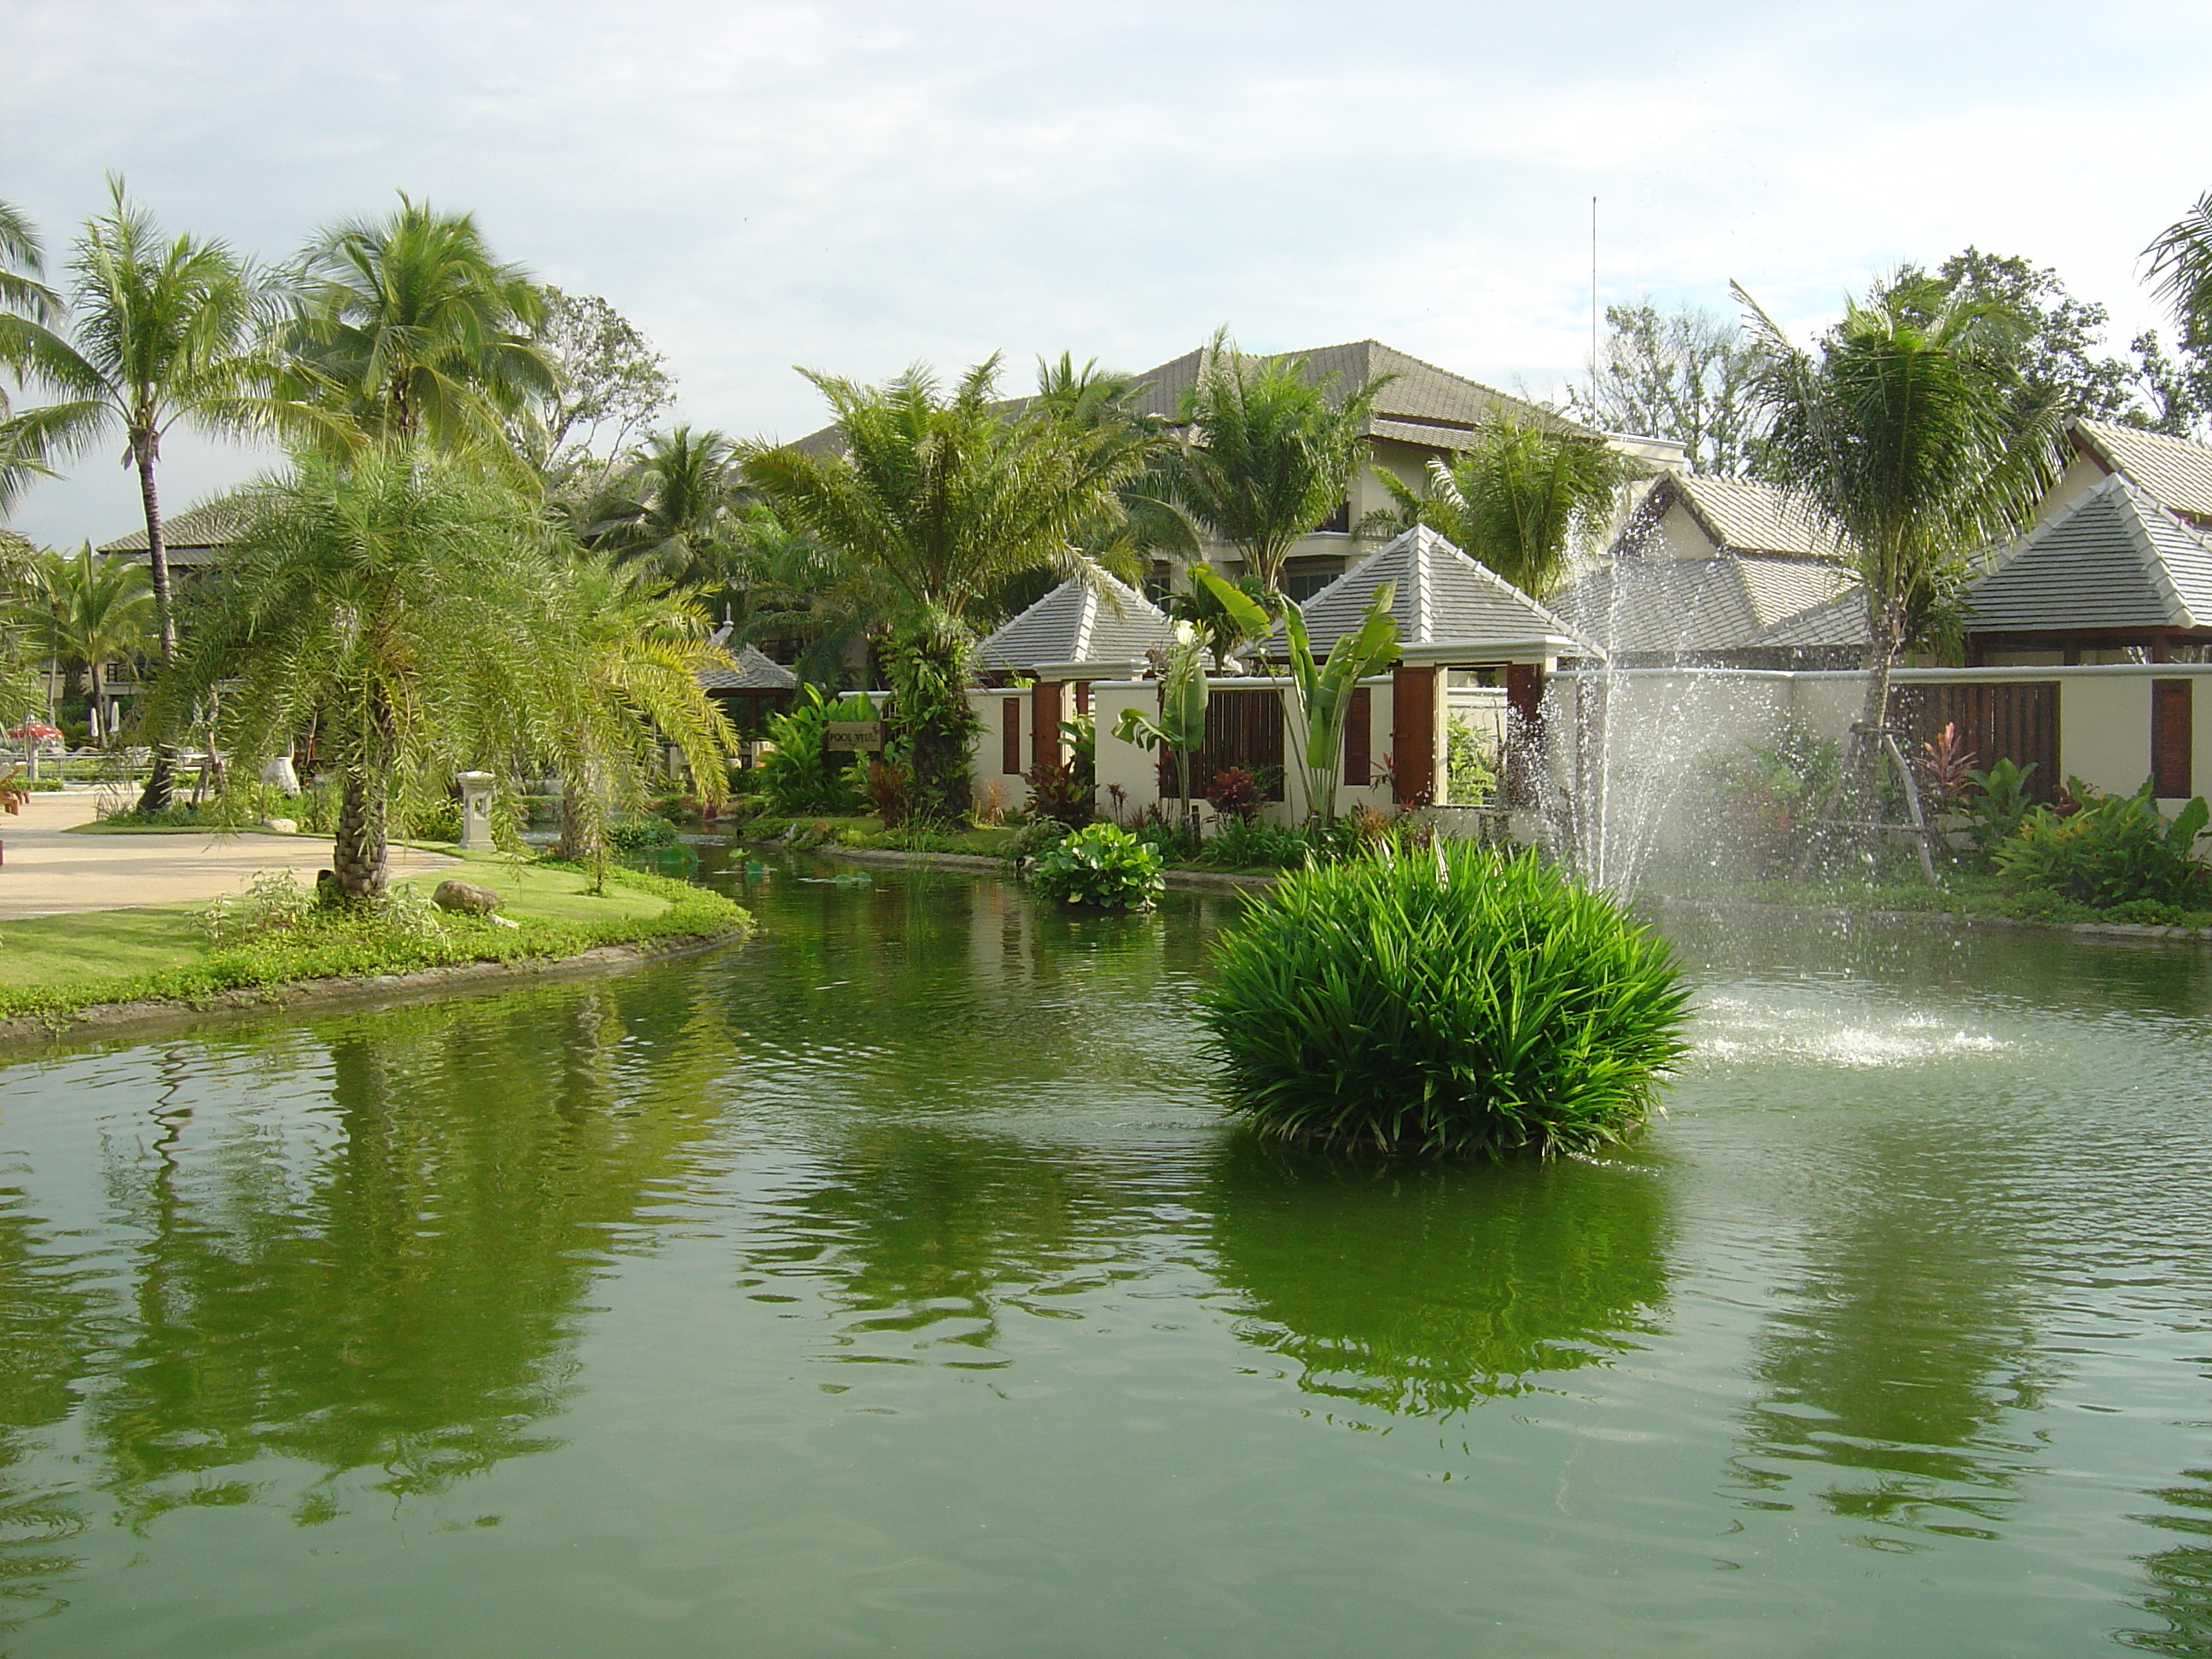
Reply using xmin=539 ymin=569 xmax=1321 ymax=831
xmin=5 ymin=0 xmax=2209 ymax=547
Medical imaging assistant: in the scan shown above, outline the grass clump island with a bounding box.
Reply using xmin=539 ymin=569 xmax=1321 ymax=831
xmin=1202 ymin=841 xmax=1693 ymax=1159
xmin=0 ymin=853 xmax=751 ymax=1030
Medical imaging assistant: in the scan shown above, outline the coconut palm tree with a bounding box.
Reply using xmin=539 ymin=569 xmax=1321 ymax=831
xmin=0 ymin=198 xmax=66 ymax=515
xmin=2145 ymin=194 xmax=2212 ymax=347
xmin=1360 ymin=412 xmax=1645 ymax=597
xmin=742 ymin=354 xmax=1149 ymax=819
xmin=13 ymin=544 xmax=156 ymax=739
xmin=582 ymin=425 xmax=746 ymax=590
xmin=1164 ymin=329 xmax=1390 ymax=593
xmin=0 ymin=180 xmax=264 ymax=680
xmin=275 ymin=195 xmax=554 ymax=468
xmin=1736 ymin=276 xmax=2064 ymax=806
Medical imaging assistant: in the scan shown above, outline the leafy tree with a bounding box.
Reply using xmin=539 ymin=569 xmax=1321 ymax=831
xmin=519 ymin=287 xmax=675 ymax=481
xmin=141 ymin=446 xmax=681 ymax=901
xmin=1567 ymin=302 xmax=1763 ymax=475
xmin=11 ymin=544 xmax=154 ymax=737
xmin=1738 ymin=276 xmax=2065 ymax=807
xmin=1165 ymin=329 xmax=1388 ymax=591
xmin=275 ymin=195 xmax=554 ymax=466
xmin=1362 ymin=411 xmax=1644 ymax=597
xmin=743 ymin=354 xmax=1149 ymax=820
xmin=2123 ymin=327 xmax=2209 ymax=438
xmin=0 ymin=178 xmax=266 ymax=806
xmin=719 ymin=502 xmax=891 ymax=688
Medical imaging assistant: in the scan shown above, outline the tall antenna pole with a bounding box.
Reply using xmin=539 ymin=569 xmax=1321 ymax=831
xmin=1590 ymin=195 xmax=1599 ymax=414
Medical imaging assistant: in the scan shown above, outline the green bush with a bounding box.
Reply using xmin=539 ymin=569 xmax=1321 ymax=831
xmin=606 ymin=815 xmax=679 ymax=850
xmin=1027 ymin=823 xmax=1165 ymax=911
xmin=1963 ymin=757 xmax=2039 ymax=853
xmin=1198 ymin=816 xmax=1310 ymax=870
xmin=760 ymin=686 xmax=874 ymax=815
xmin=1202 ymin=842 xmax=1693 ymax=1158
xmin=1004 ymin=818 xmax=1073 ymax=864
xmin=1993 ymin=777 xmax=2209 ymax=909
xmin=1445 ymin=716 xmax=1496 ymax=805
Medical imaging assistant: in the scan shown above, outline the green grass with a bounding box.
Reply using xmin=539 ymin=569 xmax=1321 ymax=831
xmin=0 ymin=853 xmax=748 ymax=1025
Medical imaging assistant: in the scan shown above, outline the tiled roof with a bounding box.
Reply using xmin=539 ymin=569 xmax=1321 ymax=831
xmin=786 ymin=340 xmax=1588 ymax=457
xmin=2074 ymin=418 xmax=2212 ymax=522
xmin=1617 ymin=472 xmax=1842 ymax=560
xmin=698 ymin=633 xmax=800 ymax=691
xmin=1280 ymin=525 xmax=1586 ymax=655
xmin=973 ymin=575 xmax=1177 ymax=675
xmin=1553 ymin=551 xmax=1860 ymax=655
xmin=1967 ymin=473 xmax=2212 ymax=632
xmin=96 ymin=503 xmax=244 ymax=562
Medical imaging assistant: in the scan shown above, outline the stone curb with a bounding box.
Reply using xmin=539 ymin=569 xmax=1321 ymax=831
xmin=0 ymin=928 xmax=748 ymax=1056
xmin=1639 ymin=895 xmax=2212 ymax=944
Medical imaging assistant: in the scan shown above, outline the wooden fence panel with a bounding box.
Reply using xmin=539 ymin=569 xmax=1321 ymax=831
xmin=1160 ymin=689 xmax=1286 ymax=800
xmin=1892 ymin=681 xmax=2061 ymax=802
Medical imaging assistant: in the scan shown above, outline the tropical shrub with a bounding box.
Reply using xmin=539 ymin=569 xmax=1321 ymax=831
xmin=1023 ymin=760 xmax=1093 ymax=828
xmin=1201 ymin=842 xmax=1692 ymax=1157
xmin=864 ymin=755 xmax=913 ymax=827
xmin=606 ymin=815 xmax=678 ymax=850
xmin=1004 ymin=818 xmax=1073 ymax=864
xmin=1963 ymin=757 xmax=2039 ymax=853
xmin=1445 ymin=716 xmax=1496 ymax=805
xmin=1993 ymin=777 xmax=2210 ymax=909
xmin=759 ymin=685 xmax=872 ymax=815
xmin=1027 ymin=823 xmax=1165 ymax=910
xmin=1206 ymin=766 xmax=1266 ymax=823
xmin=1198 ymin=815 xmax=1308 ymax=870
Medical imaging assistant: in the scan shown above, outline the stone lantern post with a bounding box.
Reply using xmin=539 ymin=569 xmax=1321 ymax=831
xmin=456 ymin=771 xmax=496 ymax=850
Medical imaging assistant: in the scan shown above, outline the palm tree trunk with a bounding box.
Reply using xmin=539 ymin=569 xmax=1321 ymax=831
xmin=329 ymin=688 xmax=395 ymax=903
xmin=132 ymin=440 xmax=179 ymax=814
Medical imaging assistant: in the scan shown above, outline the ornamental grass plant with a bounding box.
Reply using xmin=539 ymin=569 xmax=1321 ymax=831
xmin=1201 ymin=841 xmax=1692 ymax=1158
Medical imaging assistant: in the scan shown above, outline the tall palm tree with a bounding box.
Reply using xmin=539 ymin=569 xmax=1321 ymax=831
xmin=0 ymin=179 xmax=263 ymax=694
xmin=1737 ymin=276 xmax=2064 ymax=804
xmin=144 ymin=447 xmax=582 ymax=899
xmin=1165 ymin=329 xmax=1390 ymax=592
xmin=743 ymin=354 xmax=1149 ymax=819
xmin=583 ymin=425 xmax=745 ymax=589
xmin=0 ymin=199 xmax=67 ymax=515
xmin=2145 ymin=194 xmax=2212 ymax=348
xmin=1361 ymin=412 xmax=1644 ymax=597
xmin=14 ymin=544 xmax=155 ymax=738
xmin=275 ymin=195 xmax=554 ymax=467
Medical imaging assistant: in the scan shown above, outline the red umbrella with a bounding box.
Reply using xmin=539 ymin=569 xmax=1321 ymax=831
xmin=6 ymin=720 xmax=62 ymax=741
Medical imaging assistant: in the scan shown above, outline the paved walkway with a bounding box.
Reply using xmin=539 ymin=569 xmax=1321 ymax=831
xmin=0 ymin=792 xmax=456 ymax=918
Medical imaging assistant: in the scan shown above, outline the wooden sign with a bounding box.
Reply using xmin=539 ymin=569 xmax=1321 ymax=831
xmin=824 ymin=720 xmax=886 ymax=753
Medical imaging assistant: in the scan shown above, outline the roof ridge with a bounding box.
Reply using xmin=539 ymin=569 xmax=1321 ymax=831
xmin=2117 ymin=480 xmax=2210 ymax=628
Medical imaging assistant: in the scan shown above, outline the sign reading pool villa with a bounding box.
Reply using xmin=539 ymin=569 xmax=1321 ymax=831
xmin=824 ymin=720 xmax=886 ymax=752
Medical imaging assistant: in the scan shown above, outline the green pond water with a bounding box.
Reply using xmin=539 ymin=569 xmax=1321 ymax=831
xmin=2 ymin=855 xmax=2211 ymax=1656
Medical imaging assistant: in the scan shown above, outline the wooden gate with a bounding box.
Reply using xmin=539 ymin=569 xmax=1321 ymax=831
xmin=1891 ymin=681 xmax=2061 ymax=802
xmin=1161 ymin=689 xmax=1285 ymax=800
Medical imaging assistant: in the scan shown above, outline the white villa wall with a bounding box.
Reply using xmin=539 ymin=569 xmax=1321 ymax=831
xmin=966 ymin=688 xmax=1034 ymax=815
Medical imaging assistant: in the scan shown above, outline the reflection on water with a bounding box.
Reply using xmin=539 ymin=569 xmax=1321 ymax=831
xmin=0 ymin=863 xmax=2208 ymax=1653
xmin=1208 ymin=1139 xmax=1669 ymax=1415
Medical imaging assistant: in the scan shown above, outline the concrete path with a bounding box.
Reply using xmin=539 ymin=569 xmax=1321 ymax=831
xmin=0 ymin=792 xmax=456 ymax=919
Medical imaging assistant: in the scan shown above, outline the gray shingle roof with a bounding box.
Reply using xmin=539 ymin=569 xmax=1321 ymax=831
xmin=698 ymin=633 xmax=800 ymax=691
xmin=786 ymin=340 xmax=1589 ymax=457
xmin=974 ymin=575 xmax=1177 ymax=675
xmin=96 ymin=503 xmax=244 ymax=564
xmin=2075 ymin=419 xmax=2212 ymax=522
xmin=1967 ymin=472 xmax=2212 ymax=632
xmin=1615 ymin=472 xmax=1842 ymax=560
xmin=1553 ymin=551 xmax=1860 ymax=655
xmin=1280 ymin=525 xmax=1587 ymax=656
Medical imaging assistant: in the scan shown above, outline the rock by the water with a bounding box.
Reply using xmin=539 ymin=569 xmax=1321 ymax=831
xmin=262 ymin=817 xmax=298 ymax=835
xmin=433 ymin=879 xmax=505 ymax=915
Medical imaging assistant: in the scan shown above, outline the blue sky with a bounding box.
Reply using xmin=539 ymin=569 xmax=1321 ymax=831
xmin=5 ymin=0 xmax=2209 ymax=546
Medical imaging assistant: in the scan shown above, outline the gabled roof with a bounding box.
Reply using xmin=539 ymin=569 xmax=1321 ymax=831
xmin=974 ymin=575 xmax=1177 ymax=675
xmin=1968 ymin=473 xmax=2212 ymax=633
xmin=698 ymin=632 xmax=800 ymax=691
xmin=1282 ymin=525 xmax=1588 ymax=656
xmin=1553 ymin=550 xmax=1861 ymax=655
xmin=97 ymin=503 xmax=244 ymax=562
xmin=787 ymin=340 xmax=1587 ymax=458
xmin=1616 ymin=471 xmax=1842 ymax=560
xmin=2073 ymin=419 xmax=2212 ymax=523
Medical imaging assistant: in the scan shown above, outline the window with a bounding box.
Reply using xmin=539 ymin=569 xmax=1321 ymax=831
xmin=1002 ymin=698 xmax=1022 ymax=776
